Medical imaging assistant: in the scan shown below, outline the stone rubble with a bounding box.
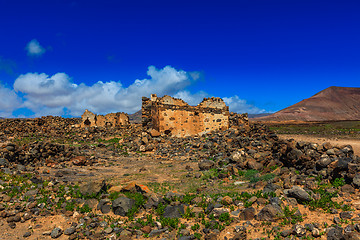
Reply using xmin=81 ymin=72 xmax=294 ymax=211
xmin=0 ymin=109 xmax=358 ymax=239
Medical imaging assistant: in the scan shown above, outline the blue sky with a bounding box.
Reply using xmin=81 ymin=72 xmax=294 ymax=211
xmin=0 ymin=0 xmax=359 ymax=117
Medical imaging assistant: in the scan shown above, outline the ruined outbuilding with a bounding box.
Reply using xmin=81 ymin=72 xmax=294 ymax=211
xmin=142 ymin=94 xmax=249 ymax=137
xmin=80 ymin=109 xmax=129 ymax=128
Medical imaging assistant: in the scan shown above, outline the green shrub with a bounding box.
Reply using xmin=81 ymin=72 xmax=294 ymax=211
xmin=332 ymin=178 xmax=346 ymax=188
xmin=123 ymin=192 xmax=146 ymax=219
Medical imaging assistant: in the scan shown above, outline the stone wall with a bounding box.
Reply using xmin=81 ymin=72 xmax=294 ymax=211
xmin=142 ymin=94 xmax=238 ymax=137
xmin=229 ymin=112 xmax=250 ymax=131
xmin=80 ymin=109 xmax=129 ymax=128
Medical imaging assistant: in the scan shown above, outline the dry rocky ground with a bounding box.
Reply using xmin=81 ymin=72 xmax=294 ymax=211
xmin=278 ymin=135 xmax=360 ymax=157
xmin=0 ymin=117 xmax=360 ymax=240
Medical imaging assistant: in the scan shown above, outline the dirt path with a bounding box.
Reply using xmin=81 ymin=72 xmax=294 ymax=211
xmin=278 ymin=134 xmax=360 ymax=156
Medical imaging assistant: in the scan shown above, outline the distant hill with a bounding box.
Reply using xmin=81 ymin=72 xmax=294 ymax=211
xmin=129 ymin=110 xmax=142 ymax=124
xmin=254 ymin=86 xmax=360 ymax=122
xmin=248 ymin=113 xmax=272 ymax=119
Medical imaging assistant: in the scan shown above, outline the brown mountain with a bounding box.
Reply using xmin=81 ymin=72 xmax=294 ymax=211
xmin=128 ymin=110 xmax=142 ymax=124
xmin=254 ymin=86 xmax=360 ymax=122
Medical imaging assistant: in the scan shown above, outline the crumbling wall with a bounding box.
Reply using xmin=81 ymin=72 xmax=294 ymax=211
xmin=229 ymin=112 xmax=250 ymax=131
xmin=142 ymin=94 xmax=233 ymax=137
xmin=81 ymin=109 xmax=129 ymax=128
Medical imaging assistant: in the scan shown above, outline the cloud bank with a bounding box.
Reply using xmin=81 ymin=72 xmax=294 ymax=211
xmin=25 ymin=39 xmax=46 ymax=56
xmin=0 ymin=85 xmax=22 ymax=117
xmin=1 ymin=65 xmax=265 ymax=117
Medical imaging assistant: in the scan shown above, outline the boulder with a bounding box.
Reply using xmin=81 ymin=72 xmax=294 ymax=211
xmin=287 ymin=186 xmax=311 ymax=202
xmin=163 ymin=205 xmax=185 ymax=218
xmin=112 ymin=197 xmax=136 ymax=216
xmin=79 ymin=180 xmax=106 ymax=197
xmin=239 ymin=207 xmax=256 ymax=220
xmin=198 ymin=160 xmax=215 ymax=171
xmin=256 ymin=204 xmax=282 ymax=221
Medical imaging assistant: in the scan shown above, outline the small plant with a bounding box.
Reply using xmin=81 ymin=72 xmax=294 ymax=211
xmin=65 ymin=201 xmax=76 ymax=211
xmin=306 ymin=186 xmax=351 ymax=212
xmin=78 ymin=204 xmax=92 ymax=213
xmin=332 ymin=178 xmax=346 ymax=188
xmin=158 ymin=217 xmax=179 ymax=229
xmin=280 ymin=206 xmax=303 ymax=225
xmin=270 ymin=165 xmax=279 ymax=171
xmin=156 ymin=202 xmax=167 ymax=216
xmin=201 ymin=168 xmax=219 ymax=180
xmin=218 ymin=212 xmax=232 ymax=225
xmin=180 ymin=193 xmax=196 ymax=204
xmin=182 ymin=207 xmax=195 ymax=219
xmin=194 ymin=232 xmax=202 ymax=239
xmin=191 ymin=223 xmax=200 ymax=231
xmin=123 ymin=192 xmax=146 ymax=219
xmin=244 ymin=169 xmax=259 ymax=180
xmin=109 ymin=191 xmax=122 ymax=200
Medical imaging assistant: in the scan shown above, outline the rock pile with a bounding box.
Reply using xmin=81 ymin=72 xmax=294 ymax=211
xmin=0 ymin=116 xmax=359 ymax=239
xmin=0 ymin=141 xmax=78 ymax=166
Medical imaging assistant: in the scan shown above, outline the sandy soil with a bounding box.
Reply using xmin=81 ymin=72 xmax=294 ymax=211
xmin=278 ymin=134 xmax=360 ymax=156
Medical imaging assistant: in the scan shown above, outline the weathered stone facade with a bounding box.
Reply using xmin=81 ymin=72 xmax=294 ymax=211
xmin=81 ymin=109 xmax=129 ymax=128
xmin=142 ymin=94 xmax=247 ymax=137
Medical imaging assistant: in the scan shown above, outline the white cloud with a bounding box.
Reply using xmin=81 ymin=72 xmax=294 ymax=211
xmin=9 ymin=65 xmax=266 ymax=117
xmin=25 ymin=39 xmax=46 ymax=56
xmin=0 ymin=84 xmax=22 ymax=117
xmin=174 ymin=91 xmax=265 ymax=114
xmin=12 ymin=66 xmax=199 ymax=116
xmin=223 ymin=95 xmax=265 ymax=114
xmin=173 ymin=90 xmax=209 ymax=106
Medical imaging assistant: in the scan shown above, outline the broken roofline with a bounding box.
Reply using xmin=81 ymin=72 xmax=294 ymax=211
xmin=148 ymin=94 xmax=229 ymax=111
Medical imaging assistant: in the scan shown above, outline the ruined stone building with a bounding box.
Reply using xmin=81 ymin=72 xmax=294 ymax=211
xmin=142 ymin=94 xmax=249 ymax=137
xmin=80 ymin=109 xmax=129 ymax=128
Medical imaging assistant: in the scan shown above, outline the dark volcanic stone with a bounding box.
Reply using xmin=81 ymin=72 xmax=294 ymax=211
xmin=256 ymin=204 xmax=282 ymax=222
xmin=340 ymin=211 xmax=353 ymax=220
xmin=163 ymin=205 xmax=185 ymax=218
xmin=239 ymin=207 xmax=256 ymax=221
xmin=263 ymin=183 xmax=281 ymax=194
xmin=0 ymin=158 xmax=9 ymax=167
xmin=327 ymin=226 xmax=345 ymax=240
xmin=353 ymin=174 xmax=360 ymax=187
xmin=287 ymin=149 xmax=303 ymax=160
xmin=317 ymin=157 xmax=332 ymax=168
xmin=148 ymin=228 xmax=167 ymax=237
xmin=287 ymin=186 xmax=311 ymax=202
xmin=337 ymin=158 xmax=352 ymax=170
xmin=51 ymin=227 xmax=63 ymax=238
xmin=341 ymin=185 xmax=355 ymax=194
xmin=64 ymin=227 xmax=76 ymax=235
xmin=198 ymin=160 xmax=215 ymax=171
xmin=112 ymin=197 xmax=136 ymax=216
xmin=344 ymin=232 xmax=360 ymax=240
xmin=79 ymin=180 xmax=106 ymax=197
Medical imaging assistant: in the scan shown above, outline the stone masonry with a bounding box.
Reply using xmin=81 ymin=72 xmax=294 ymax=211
xmin=142 ymin=94 xmax=248 ymax=137
xmin=80 ymin=109 xmax=129 ymax=128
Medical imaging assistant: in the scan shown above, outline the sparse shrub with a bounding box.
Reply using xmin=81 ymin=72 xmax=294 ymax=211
xmin=194 ymin=233 xmax=202 ymax=239
xmin=123 ymin=191 xmax=146 ymax=219
xmin=182 ymin=207 xmax=195 ymax=219
xmin=78 ymin=203 xmax=92 ymax=213
xmin=280 ymin=205 xmax=303 ymax=225
xmin=332 ymin=178 xmax=346 ymax=188
xmin=191 ymin=223 xmax=200 ymax=231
